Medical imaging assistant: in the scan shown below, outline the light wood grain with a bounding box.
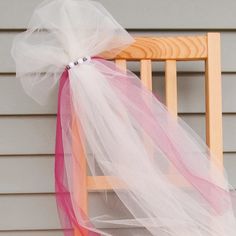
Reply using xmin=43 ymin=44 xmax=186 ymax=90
xmin=72 ymin=113 xmax=88 ymax=236
xmin=115 ymin=59 xmax=127 ymax=71
xmin=87 ymin=176 xmax=126 ymax=191
xmin=165 ymin=60 xmax=177 ymax=116
xmin=87 ymin=174 xmax=192 ymax=190
xmin=140 ymin=60 xmax=152 ymax=90
xmin=205 ymin=33 xmax=223 ymax=166
xmin=164 ymin=60 xmax=179 ymax=180
xmin=116 ymin=36 xmax=207 ymax=60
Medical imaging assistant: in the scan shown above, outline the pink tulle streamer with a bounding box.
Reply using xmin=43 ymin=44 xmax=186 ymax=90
xmin=55 ymin=69 xmax=100 ymax=236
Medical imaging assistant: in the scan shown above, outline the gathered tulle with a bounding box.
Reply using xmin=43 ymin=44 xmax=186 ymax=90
xmin=11 ymin=0 xmax=236 ymax=235
xmin=11 ymin=0 xmax=134 ymax=105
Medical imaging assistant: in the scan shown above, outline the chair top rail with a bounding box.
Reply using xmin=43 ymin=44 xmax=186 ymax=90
xmin=115 ymin=35 xmax=208 ymax=61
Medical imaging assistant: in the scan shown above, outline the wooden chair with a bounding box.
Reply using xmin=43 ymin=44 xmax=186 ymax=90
xmin=74 ymin=33 xmax=223 ymax=235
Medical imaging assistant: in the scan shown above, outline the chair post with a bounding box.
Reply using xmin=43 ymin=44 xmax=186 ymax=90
xmin=165 ymin=60 xmax=177 ymax=116
xmin=205 ymin=33 xmax=223 ymax=167
xmin=115 ymin=59 xmax=127 ymax=71
xmin=141 ymin=59 xmax=152 ymax=90
xmin=72 ymin=114 xmax=88 ymax=236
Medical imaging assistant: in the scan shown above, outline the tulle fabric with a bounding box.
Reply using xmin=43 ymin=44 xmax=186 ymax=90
xmin=11 ymin=0 xmax=134 ymax=105
xmin=62 ymin=59 xmax=236 ymax=235
xmin=11 ymin=0 xmax=236 ymax=235
xmin=56 ymin=69 xmax=100 ymax=235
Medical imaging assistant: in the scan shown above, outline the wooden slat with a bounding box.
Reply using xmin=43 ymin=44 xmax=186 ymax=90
xmin=115 ymin=59 xmax=127 ymax=71
xmin=164 ymin=60 xmax=179 ymax=183
xmin=87 ymin=176 xmax=126 ymax=191
xmin=140 ymin=59 xmax=154 ymax=160
xmin=72 ymin=113 xmax=88 ymax=236
xmin=116 ymin=36 xmax=207 ymax=60
xmin=140 ymin=59 xmax=152 ymax=90
xmin=205 ymin=31 xmax=223 ymax=236
xmin=165 ymin=60 xmax=177 ymax=116
xmin=205 ymin=33 xmax=223 ymax=166
xmin=87 ymin=174 xmax=190 ymax=191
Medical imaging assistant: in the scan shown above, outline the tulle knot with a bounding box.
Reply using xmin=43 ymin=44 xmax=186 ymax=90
xmin=66 ymin=56 xmax=91 ymax=70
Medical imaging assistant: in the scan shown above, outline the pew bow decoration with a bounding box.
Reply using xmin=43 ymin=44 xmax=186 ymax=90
xmin=12 ymin=0 xmax=236 ymax=235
